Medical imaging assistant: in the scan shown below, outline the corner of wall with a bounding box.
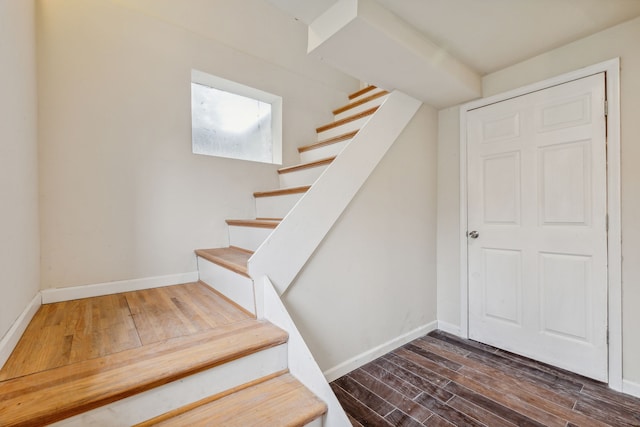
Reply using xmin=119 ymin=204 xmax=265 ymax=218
xmin=0 ymin=0 xmax=41 ymax=339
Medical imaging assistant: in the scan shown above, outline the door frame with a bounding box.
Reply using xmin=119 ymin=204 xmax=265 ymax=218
xmin=458 ymin=58 xmax=621 ymax=390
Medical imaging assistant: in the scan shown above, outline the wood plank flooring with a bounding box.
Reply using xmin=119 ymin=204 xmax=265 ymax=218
xmin=332 ymin=331 xmax=640 ymax=427
xmin=0 ymin=282 xmax=251 ymax=381
xmin=0 ymin=319 xmax=287 ymax=426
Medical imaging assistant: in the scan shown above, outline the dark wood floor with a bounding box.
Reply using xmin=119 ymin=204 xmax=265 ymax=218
xmin=331 ymin=330 xmax=640 ymax=427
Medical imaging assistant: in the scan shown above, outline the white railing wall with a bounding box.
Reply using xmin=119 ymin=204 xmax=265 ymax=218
xmin=256 ymin=276 xmax=351 ymax=427
xmin=247 ymin=91 xmax=422 ymax=295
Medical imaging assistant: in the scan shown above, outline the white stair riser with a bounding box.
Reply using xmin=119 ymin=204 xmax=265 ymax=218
xmin=197 ymin=256 xmax=255 ymax=314
xmin=334 ymin=94 xmax=388 ymax=121
xmin=317 ymin=115 xmax=371 ymax=141
xmin=229 ymin=225 xmax=274 ymax=252
xmin=255 ymin=193 xmax=304 ymax=219
xmin=300 ymin=138 xmax=352 ymax=163
xmin=52 ymin=344 xmax=288 ymax=427
xmin=279 ymin=165 xmax=329 ymax=188
xmin=350 ymin=87 xmax=387 ymax=104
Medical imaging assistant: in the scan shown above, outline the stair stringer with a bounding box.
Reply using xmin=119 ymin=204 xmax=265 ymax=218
xmin=247 ymin=90 xmax=422 ymax=294
xmin=255 ymin=276 xmax=350 ymax=427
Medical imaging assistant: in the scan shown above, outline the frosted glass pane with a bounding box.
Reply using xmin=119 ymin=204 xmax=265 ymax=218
xmin=191 ymin=83 xmax=273 ymax=163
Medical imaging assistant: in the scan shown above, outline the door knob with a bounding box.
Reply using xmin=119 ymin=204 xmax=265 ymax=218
xmin=468 ymin=230 xmax=479 ymax=239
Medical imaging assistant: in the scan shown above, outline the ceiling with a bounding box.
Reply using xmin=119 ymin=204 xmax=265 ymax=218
xmin=269 ymin=0 xmax=640 ymax=75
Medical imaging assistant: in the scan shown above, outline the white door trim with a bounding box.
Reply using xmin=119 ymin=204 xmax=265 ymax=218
xmin=459 ymin=58 xmax=622 ymax=390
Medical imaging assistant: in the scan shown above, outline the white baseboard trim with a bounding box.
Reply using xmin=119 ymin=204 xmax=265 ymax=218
xmin=0 ymin=293 xmax=41 ymax=369
xmin=323 ymin=320 xmax=438 ymax=383
xmin=41 ymin=272 xmax=199 ymax=304
xmin=437 ymin=320 xmax=462 ymax=337
xmin=622 ymin=379 xmax=640 ymax=399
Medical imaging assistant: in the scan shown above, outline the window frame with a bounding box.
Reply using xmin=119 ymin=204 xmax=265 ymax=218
xmin=190 ymin=69 xmax=283 ymax=165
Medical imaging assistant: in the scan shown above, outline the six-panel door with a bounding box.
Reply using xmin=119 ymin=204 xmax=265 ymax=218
xmin=467 ymin=73 xmax=608 ymax=381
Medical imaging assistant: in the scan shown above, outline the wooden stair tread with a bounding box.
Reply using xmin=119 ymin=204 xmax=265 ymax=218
xmin=0 ymin=319 xmax=288 ymax=427
xmin=0 ymin=283 xmax=253 ymax=382
xmin=195 ymin=247 xmax=253 ymax=276
xmin=138 ymin=373 xmax=327 ymax=426
xmin=253 ymin=185 xmax=310 ymax=198
xmin=348 ymin=85 xmax=377 ymax=100
xmin=315 ymin=106 xmax=378 ymax=133
xmin=333 ymin=90 xmax=388 ymax=115
xmin=298 ymin=130 xmax=358 ymax=153
xmin=278 ymin=156 xmax=335 ymax=175
xmin=225 ymin=218 xmax=280 ymax=228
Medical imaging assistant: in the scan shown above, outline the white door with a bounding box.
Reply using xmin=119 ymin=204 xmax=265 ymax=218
xmin=467 ymin=73 xmax=608 ymax=381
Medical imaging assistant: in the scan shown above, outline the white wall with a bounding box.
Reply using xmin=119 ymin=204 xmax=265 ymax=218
xmin=37 ymin=0 xmax=358 ymax=289
xmin=112 ymin=0 xmax=356 ymax=99
xmin=437 ymin=16 xmax=640 ymax=386
xmin=284 ymin=104 xmax=438 ymax=373
xmin=0 ymin=0 xmax=40 ymax=338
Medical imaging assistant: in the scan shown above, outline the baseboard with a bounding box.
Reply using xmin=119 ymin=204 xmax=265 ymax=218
xmin=623 ymin=379 xmax=640 ymax=399
xmin=437 ymin=320 xmax=462 ymax=337
xmin=0 ymin=293 xmax=41 ymax=369
xmin=323 ymin=320 xmax=438 ymax=383
xmin=41 ymin=272 xmax=199 ymax=304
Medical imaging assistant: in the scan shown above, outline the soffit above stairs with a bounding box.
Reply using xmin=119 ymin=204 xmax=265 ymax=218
xmin=269 ymin=0 xmax=481 ymax=108
xmin=267 ymin=0 xmax=640 ymax=108
xmin=307 ymin=0 xmax=481 ymax=108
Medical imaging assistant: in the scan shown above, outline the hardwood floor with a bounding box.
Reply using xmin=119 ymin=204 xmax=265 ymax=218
xmin=332 ymin=331 xmax=640 ymax=427
xmin=4 ymin=285 xmax=638 ymax=426
xmin=0 ymin=282 xmax=252 ymax=381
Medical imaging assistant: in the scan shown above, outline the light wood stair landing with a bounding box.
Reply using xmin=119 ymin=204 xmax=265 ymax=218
xmin=0 ymin=283 xmax=326 ymax=426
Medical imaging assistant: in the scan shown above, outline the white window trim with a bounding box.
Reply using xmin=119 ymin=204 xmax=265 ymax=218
xmin=191 ymin=69 xmax=283 ymax=165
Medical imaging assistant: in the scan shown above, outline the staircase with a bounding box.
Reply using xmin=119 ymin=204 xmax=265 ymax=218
xmin=194 ymin=85 xmax=390 ymax=316
xmin=0 ymin=85 xmax=407 ymax=426
xmin=191 ymin=85 xmax=425 ymax=427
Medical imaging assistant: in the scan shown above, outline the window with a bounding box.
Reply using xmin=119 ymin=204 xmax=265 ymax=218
xmin=191 ymin=70 xmax=282 ymax=164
